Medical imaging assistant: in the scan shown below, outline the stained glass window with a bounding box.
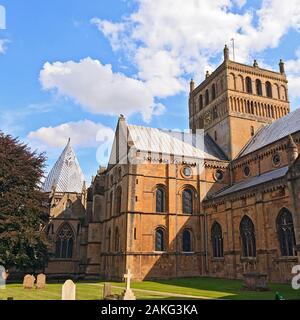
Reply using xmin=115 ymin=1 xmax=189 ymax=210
xmin=55 ymin=224 xmax=74 ymax=259
xmin=155 ymin=228 xmax=165 ymax=251
xmin=182 ymin=189 xmax=193 ymax=214
xmin=212 ymin=222 xmax=224 ymax=258
xmin=277 ymin=208 xmax=296 ymax=257
xmin=240 ymin=216 xmax=256 ymax=257
xmin=182 ymin=229 xmax=192 ymax=252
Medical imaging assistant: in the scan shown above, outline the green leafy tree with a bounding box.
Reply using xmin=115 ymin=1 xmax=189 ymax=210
xmin=0 ymin=132 xmax=49 ymax=272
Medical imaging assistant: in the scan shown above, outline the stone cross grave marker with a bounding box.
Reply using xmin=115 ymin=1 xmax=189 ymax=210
xmin=36 ymin=273 xmax=46 ymax=289
xmin=23 ymin=275 xmax=35 ymax=289
xmin=124 ymin=269 xmax=133 ymax=291
xmin=62 ymin=279 xmax=76 ymax=300
xmin=121 ymin=269 xmax=136 ymax=300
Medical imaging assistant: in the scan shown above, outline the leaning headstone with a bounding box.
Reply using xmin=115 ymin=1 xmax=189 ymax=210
xmin=103 ymin=283 xmax=112 ymax=299
xmin=23 ymin=275 xmax=35 ymax=289
xmin=62 ymin=280 xmax=76 ymax=300
xmin=120 ymin=269 xmax=136 ymax=300
xmin=36 ymin=273 xmax=46 ymax=289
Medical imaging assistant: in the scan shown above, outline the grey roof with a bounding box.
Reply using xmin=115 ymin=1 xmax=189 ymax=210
xmin=43 ymin=139 xmax=85 ymax=193
xmin=213 ymin=166 xmax=288 ymax=198
xmin=240 ymin=108 xmax=300 ymax=156
xmin=127 ymin=125 xmax=227 ymax=161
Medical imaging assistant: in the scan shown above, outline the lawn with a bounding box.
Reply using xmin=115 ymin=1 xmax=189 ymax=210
xmin=0 ymin=277 xmax=299 ymax=300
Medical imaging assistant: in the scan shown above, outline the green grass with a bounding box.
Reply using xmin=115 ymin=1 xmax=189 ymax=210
xmin=0 ymin=277 xmax=299 ymax=300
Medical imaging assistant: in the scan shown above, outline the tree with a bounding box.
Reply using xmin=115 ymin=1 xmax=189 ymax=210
xmin=0 ymin=132 xmax=49 ymax=272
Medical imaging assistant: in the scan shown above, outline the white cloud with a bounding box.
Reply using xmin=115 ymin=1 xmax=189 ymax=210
xmin=27 ymin=119 xmax=114 ymax=149
xmin=0 ymin=39 xmax=8 ymax=54
xmin=285 ymin=49 xmax=300 ymax=102
xmin=40 ymin=57 xmax=164 ymax=122
xmin=92 ymin=0 xmax=300 ymax=89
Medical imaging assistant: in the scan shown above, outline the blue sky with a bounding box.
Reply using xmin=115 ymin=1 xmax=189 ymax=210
xmin=1 ymin=0 xmax=300 ymax=183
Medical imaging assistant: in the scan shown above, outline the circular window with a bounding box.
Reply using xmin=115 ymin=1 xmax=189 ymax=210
xmin=243 ymin=166 xmax=251 ymax=177
xmin=214 ymin=170 xmax=224 ymax=181
xmin=272 ymin=153 xmax=281 ymax=166
xmin=183 ymin=166 xmax=192 ymax=177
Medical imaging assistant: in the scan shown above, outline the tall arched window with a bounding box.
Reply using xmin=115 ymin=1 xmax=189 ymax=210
xmin=256 ymin=79 xmax=262 ymax=96
xmin=199 ymin=95 xmax=203 ymax=110
xmin=205 ymin=89 xmax=209 ymax=105
xmin=240 ymin=216 xmax=256 ymax=257
xmin=277 ymin=208 xmax=296 ymax=256
xmin=155 ymin=228 xmax=165 ymax=251
xmin=182 ymin=229 xmax=192 ymax=252
xmin=156 ymin=187 xmax=166 ymax=213
xmin=115 ymin=227 xmax=120 ymax=252
xmin=107 ymin=228 xmax=111 ymax=252
xmin=115 ymin=187 xmax=122 ymax=215
xmin=266 ymin=81 xmax=272 ymax=98
xmin=211 ymin=222 xmax=223 ymax=258
xmin=246 ymin=77 xmax=252 ymax=94
xmin=212 ymin=84 xmax=216 ymax=100
xmin=182 ymin=189 xmax=193 ymax=214
xmin=55 ymin=224 xmax=74 ymax=259
xmin=109 ymin=192 xmax=113 ymax=217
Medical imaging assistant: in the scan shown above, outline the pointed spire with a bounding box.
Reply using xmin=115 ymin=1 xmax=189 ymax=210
xmin=224 ymin=44 xmax=229 ymax=61
xmin=42 ymin=139 xmax=85 ymax=193
xmin=287 ymin=135 xmax=298 ymax=165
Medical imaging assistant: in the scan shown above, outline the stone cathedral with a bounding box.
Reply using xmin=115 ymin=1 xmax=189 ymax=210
xmin=43 ymin=46 xmax=300 ymax=283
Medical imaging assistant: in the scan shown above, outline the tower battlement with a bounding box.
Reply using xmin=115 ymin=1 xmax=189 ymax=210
xmin=189 ymin=46 xmax=290 ymax=159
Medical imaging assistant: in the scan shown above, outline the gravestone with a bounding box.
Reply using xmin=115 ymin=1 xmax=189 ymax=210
xmin=243 ymin=272 xmax=269 ymax=291
xmin=36 ymin=273 xmax=46 ymax=289
xmin=120 ymin=269 xmax=136 ymax=300
xmin=103 ymin=283 xmax=112 ymax=299
xmin=0 ymin=265 xmax=7 ymax=289
xmin=23 ymin=275 xmax=35 ymax=289
xmin=62 ymin=280 xmax=76 ymax=300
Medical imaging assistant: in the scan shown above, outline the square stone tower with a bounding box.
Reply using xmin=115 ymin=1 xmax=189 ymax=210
xmin=189 ymin=45 xmax=290 ymax=160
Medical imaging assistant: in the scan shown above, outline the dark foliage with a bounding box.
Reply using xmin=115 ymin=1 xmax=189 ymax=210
xmin=0 ymin=132 xmax=49 ymax=271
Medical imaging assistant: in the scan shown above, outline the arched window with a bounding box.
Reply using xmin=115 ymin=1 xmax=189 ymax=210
xmin=211 ymin=222 xmax=224 ymax=258
xmin=156 ymin=187 xmax=166 ymax=213
xmin=266 ymin=81 xmax=272 ymax=98
xmin=277 ymin=208 xmax=296 ymax=256
xmin=205 ymin=89 xmax=209 ymax=105
xmin=212 ymin=84 xmax=216 ymax=100
xmin=107 ymin=228 xmax=111 ymax=252
xmin=115 ymin=187 xmax=122 ymax=215
xmin=182 ymin=189 xmax=193 ymax=214
xmin=199 ymin=95 xmax=203 ymax=110
xmin=55 ymin=224 xmax=74 ymax=259
xmin=240 ymin=216 xmax=256 ymax=257
xmin=155 ymin=228 xmax=165 ymax=251
xmin=109 ymin=192 xmax=113 ymax=217
xmin=182 ymin=229 xmax=192 ymax=252
xmin=246 ymin=77 xmax=252 ymax=94
xmin=256 ymin=79 xmax=262 ymax=96
xmin=115 ymin=227 xmax=120 ymax=252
